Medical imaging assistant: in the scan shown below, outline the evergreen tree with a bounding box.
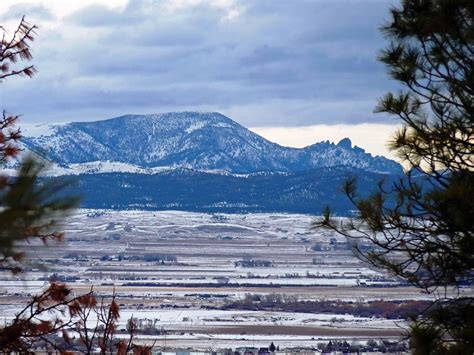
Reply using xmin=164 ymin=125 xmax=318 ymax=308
xmin=0 ymin=16 xmax=78 ymax=273
xmin=269 ymin=342 xmax=276 ymax=352
xmin=0 ymin=17 xmax=152 ymax=353
xmin=315 ymin=1 xmax=473 ymax=353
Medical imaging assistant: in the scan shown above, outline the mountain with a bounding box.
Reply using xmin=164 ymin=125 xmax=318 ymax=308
xmin=23 ymin=112 xmax=402 ymax=174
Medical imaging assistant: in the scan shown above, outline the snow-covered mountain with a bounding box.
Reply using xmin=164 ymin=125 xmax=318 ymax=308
xmin=23 ymin=112 xmax=402 ymax=174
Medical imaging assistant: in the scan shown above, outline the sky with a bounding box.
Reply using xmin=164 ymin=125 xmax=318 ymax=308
xmin=0 ymin=0 xmax=401 ymax=158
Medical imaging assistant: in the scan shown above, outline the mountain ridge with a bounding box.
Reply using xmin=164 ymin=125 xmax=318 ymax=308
xmin=23 ymin=112 xmax=402 ymax=174
xmin=45 ymin=166 xmax=396 ymax=215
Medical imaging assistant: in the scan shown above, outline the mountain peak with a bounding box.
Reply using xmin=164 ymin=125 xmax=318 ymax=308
xmin=22 ymin=112 xmax=402 ymax=174
xmin=337 ymin=137 xmax=352 ymax=150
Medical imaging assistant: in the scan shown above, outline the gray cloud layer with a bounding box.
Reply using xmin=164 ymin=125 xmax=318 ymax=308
xmin=0 ymin=0 xmax=399 ymax=127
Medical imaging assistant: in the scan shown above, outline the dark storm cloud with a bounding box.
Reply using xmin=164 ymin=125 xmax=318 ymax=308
xmin=0 ymin=0 xmax=399 ymax=126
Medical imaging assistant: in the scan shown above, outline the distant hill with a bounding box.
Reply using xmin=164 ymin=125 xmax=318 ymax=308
xmin=47 ymin=167 xmax=395 ymax=215
xmin=23 ymin=112 xmax=402 ymax=174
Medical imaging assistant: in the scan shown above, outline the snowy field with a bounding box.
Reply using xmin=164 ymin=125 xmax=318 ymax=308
xmin=1 ymin=210 xmax=471 ymax=350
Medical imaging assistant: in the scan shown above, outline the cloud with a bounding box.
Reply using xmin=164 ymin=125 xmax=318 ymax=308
xmin=0 ymin=2 xmax=54 ymax=21
xmin=68 ymin=3 xmax=141 ymax=27
xmin=0 ymin=0 xmax=400 ymax=128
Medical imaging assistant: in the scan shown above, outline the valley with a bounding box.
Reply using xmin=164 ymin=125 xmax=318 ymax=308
xmin=2 ymin=210 xmax=468 ymax=351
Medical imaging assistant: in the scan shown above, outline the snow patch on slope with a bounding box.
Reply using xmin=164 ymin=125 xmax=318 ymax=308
xmin=185 ymin=121 xmax=206 ymax=134
xmin=20 ymin=122 xmax=67 ymax=137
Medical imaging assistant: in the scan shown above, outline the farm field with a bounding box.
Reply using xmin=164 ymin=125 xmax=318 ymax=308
xmin=1 ymin=210 xmax=471 ymax=351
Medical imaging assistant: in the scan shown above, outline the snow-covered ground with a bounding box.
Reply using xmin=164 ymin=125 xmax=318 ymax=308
xmin=1 ymin=210 xmax=469 ymax=350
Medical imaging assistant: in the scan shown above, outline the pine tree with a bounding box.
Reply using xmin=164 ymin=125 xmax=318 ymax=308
xmin=0 ymin=16 xmax=78 ymax=273
xmin=0 ymin=17 xmax=153 ymax=353
xmin=315 ymin=1 xmax=473 ymax=353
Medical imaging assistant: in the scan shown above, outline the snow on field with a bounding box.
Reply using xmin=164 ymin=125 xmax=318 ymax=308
xmin=117 ymin=309 xmax=401 ymax=329
xmin=2 ymin=209 xmax=469 ymax=350
xmin=0 ymin=280 xmax=46 ymax=294
xmin=0 ymin=306 xmax=402 ymax=333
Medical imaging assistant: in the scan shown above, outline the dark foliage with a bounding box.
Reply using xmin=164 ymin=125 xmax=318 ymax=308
xmin=314 ymin=0 xmax=474 ymax=352
xmin=39 ymin=167 xmax=402 ymax=215
xmin=223 ymin=293 xmax=431 ymax=320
